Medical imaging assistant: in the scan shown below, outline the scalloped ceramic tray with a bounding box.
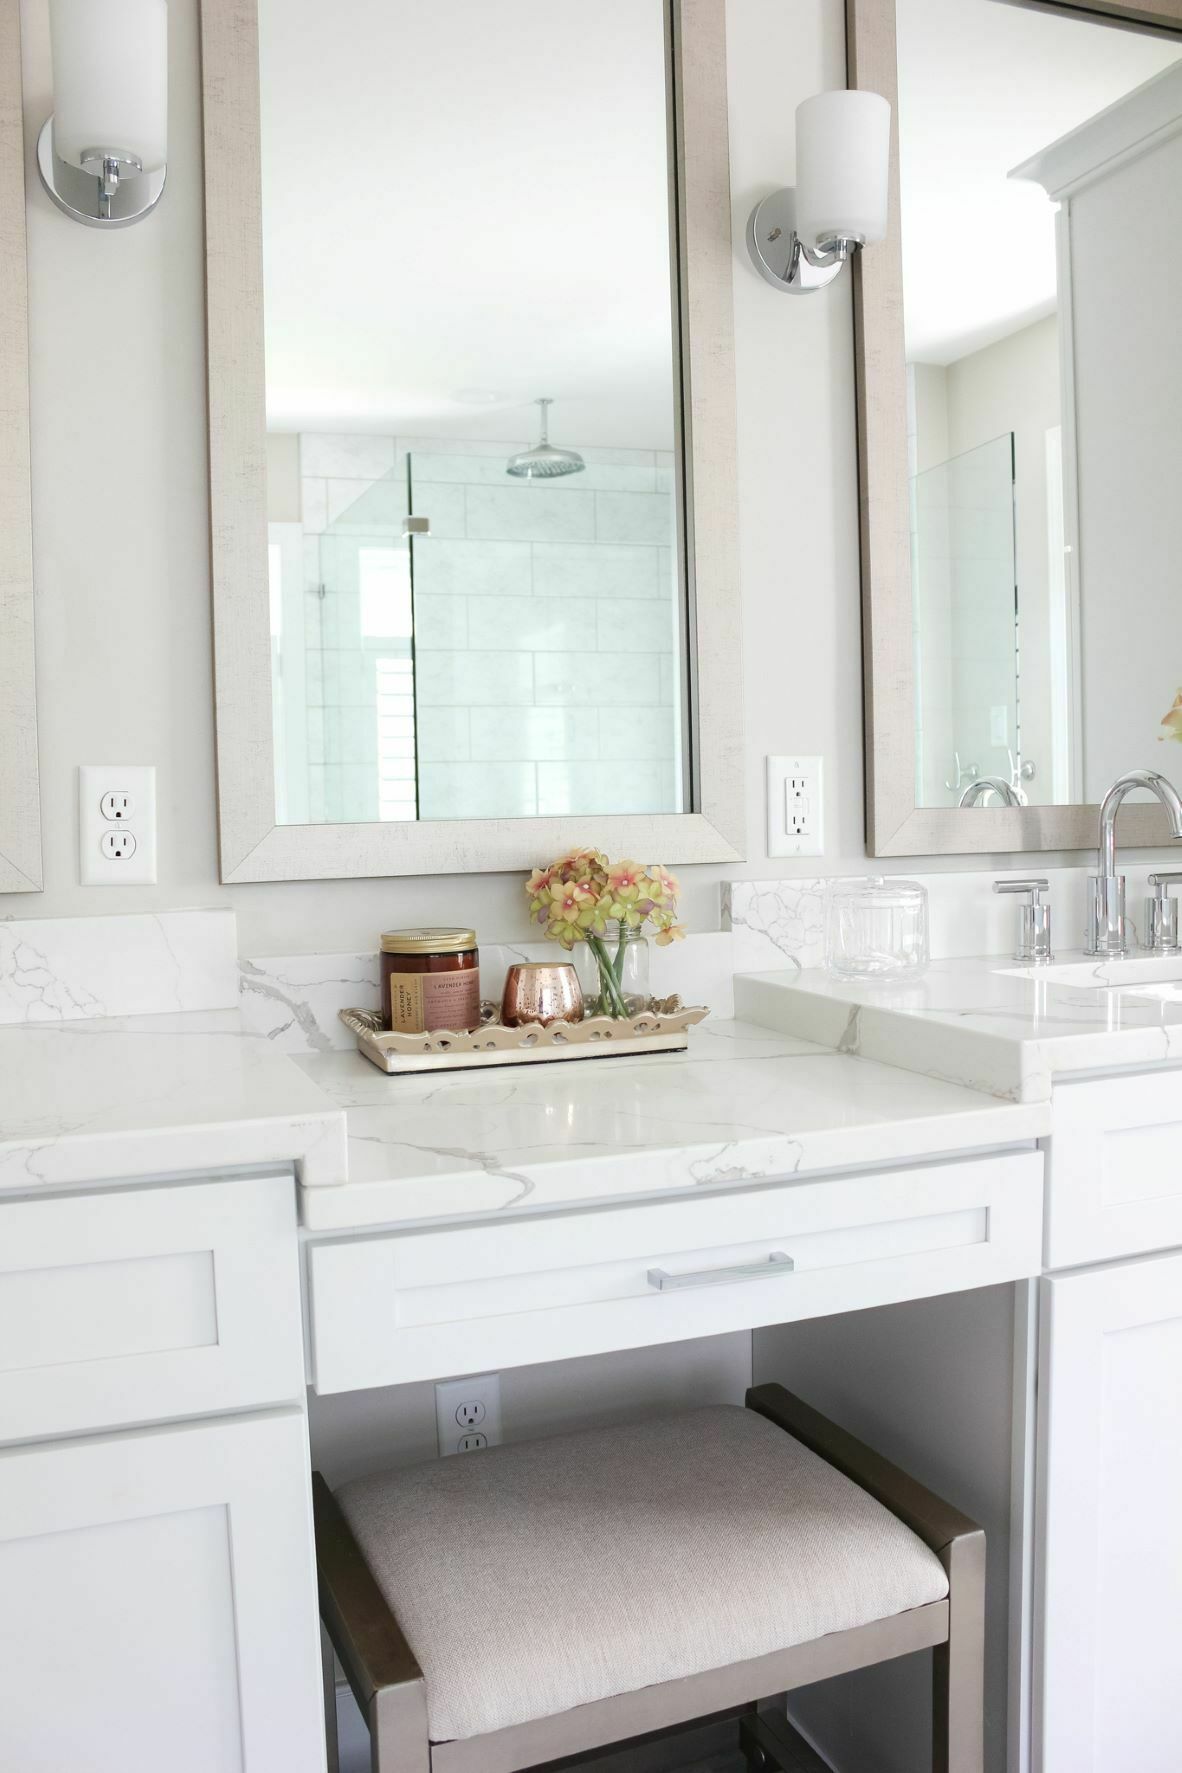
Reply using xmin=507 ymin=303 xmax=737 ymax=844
xmin=339 ymin=1001 xmax=709 ymax=1075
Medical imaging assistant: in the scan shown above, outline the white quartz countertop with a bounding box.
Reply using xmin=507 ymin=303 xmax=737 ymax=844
xmin=292 ymin=1015 xmax=1046 ymax=1230
xmin=736 ymin=956 xmax=1182 ymax=1104
xmin=0 ymin=1011 xmax=346 ymax=1193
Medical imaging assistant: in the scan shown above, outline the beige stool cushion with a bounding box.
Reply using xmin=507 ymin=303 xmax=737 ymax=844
xmin=337 ymin=1404 xmax=949 ymax=1742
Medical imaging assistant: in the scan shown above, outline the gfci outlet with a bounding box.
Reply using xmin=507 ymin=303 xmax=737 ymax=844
xmin=767 ymin=755 xmax=824 ymax=858
xmin=79 ymin=766 xmax=157 ymax=886
xmin=435 ymin=1373 xmax=502 ymax=1456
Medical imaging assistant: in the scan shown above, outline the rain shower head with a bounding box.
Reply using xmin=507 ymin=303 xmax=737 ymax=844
xmin=506 ymin=398 xmax=585 ymax=480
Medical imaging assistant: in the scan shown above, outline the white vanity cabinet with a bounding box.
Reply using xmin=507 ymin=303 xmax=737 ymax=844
xmin=0 ymin=1171 xmax=325 ymax=1773
xmin=1033 ymin=1068 xmax=1182 ymax=1773
xmin=1035 ymin=1248 xmax=1182 ymax=1773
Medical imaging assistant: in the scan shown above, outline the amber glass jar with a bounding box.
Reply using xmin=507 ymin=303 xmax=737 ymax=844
xmin=380 ymin=928 xmax=480 ymax=1034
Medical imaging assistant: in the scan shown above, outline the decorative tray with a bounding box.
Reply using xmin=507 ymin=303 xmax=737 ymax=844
xmin=339 ymin=999 xmax=709 ymax=1075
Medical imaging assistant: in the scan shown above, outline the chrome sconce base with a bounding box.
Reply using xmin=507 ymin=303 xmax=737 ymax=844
xmin=37 ymin=120 xmax=166 ymax=228
xmin=746 ymin=187 xmax=858 ymax=294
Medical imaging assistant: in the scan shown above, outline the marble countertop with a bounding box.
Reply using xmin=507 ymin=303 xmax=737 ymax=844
xmin=0 ymin=1011 xmax=345 ymax=1193
xmin=292 ymin=1015 xmax=1047 ymax=1230
xmin=735 ymin=955 xmax=1182 ymax=1104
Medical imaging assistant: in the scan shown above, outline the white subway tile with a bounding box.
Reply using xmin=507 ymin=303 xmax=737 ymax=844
xmin=416 ymin=708 xmax=471 ymax=762
xmin=535 ymin=652 xmax=658 ymax=707
xmin=532 ymin=542 xmax=661 ymax=601
xmin=469 ymin=706 xmax=594 ymax=762
xmin=596 ymin=707 xmax=678 ymax=761
xmin=466 ymin=485 xmax=595 ymax=544
xmin=594 ymin=491 xmax=674 ymax=546
xmin=416 ymin=651 xmax=534 ymax=707
xmin=596 ymin=597 xmax=677 ymax=654
xmin=326 ymin=478 xmax=406 ymax=532
xmin=467 ymin=595 xmax=581 ymax=652
xmin=414 ymin=539 xmax=532 ymax=598
xmin=414 ymin=596 xmax=469 ymax=650
xmin=300 ymin=478 xmax=328 ymax=534
xmin=419 ymin=761 xmax=538 ymax=820
xmin=536 ymin=761 xmax=677 ymax=816
xmin=411 ymin=482 xmax=467 ymax=539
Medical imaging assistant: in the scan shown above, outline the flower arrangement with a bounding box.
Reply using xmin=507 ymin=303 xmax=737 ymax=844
xmin=525 ymin=848 xmax=685 ymax=1018
xmin=1160 ymin=689 xmax=1182 ymax=743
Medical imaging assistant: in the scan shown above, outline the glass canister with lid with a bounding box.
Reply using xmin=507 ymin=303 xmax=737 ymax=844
xmin=380 ymin=928 xmax=480 ymax=1033
xmin=824 ymin=877 xmax=929 ymax=980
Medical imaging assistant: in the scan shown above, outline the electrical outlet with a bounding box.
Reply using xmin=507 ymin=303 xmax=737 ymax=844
xmin=79 ymin=766 xmax=157 ymax=885
xmin=767 ymin=756 xmax=824 ymax=858
xmin=435 ymin=1373 xmax=502 ymax=1456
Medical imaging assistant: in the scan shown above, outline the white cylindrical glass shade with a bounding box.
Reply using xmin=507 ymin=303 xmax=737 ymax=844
xmin=49 ymin=0 xmax=168 ymax=173
xmin=794 ymin=90 xmax=890 ymax=251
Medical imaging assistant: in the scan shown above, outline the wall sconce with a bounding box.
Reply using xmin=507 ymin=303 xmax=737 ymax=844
xmin=747 ymin=90 xmax=890 ymax=294
xmin=37 ymin=0 xmax=167 ymax=228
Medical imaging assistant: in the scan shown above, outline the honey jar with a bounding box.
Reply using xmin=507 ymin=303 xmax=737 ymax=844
xmin=380 ymin=928 xmax=480 ymax=1033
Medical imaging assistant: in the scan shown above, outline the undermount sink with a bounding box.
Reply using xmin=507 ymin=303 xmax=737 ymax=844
xmin=995 ymin=953 xmax=1182 ymax=992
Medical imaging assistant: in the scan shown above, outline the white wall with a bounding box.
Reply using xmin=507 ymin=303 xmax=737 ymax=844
xmin=6 ymin=0 xmax=1175 ymax=957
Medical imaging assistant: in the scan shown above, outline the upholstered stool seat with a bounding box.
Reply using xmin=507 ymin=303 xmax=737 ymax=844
xmin=337 ymin=1404 xmax=948 ymax=1742
xmin=314 ymin=1385 xmax=985 ymax=1773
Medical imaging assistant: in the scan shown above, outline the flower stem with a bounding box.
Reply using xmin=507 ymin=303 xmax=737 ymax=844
xmin=585 ymin=932 xmax=630 ymax=1018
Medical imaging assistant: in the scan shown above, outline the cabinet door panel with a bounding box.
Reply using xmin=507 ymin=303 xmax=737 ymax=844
xmin=0 ymin=1411 xmax=325 ymax=1773
xmin=1036 ymin=1251 xmax=1182 ymax=1773
xmin=0 ymin=1172 xmax=304 ymax=1442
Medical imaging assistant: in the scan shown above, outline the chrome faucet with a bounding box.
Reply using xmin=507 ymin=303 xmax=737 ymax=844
xmin=1085 ymin=769 xmax=1182 ymax=956
xmin=958 ymin=775 xmax=1024 ymax=808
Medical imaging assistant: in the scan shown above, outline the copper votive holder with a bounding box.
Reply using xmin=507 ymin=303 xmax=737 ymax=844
xmin=500 ymin=962 xmax=584 ymax=1028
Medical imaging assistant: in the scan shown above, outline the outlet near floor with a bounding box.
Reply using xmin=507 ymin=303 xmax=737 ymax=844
xmin=434 ymin=1373 xmax=502 ymax=1456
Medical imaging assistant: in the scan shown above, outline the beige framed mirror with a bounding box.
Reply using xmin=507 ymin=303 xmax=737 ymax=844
xmin=851 ymin=0 xmax=1182 ymax=855
xmin=200 ymin=0 xmax=742 ymax=884
xmin=0 ymin=0 xmax=41 ymax=894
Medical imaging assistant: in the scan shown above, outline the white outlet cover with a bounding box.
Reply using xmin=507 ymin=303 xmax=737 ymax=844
xmin=79 ymin=765 xmax=157 ymax=886
xmin=766 ymin=755 xmax=824 ymax=859
xmin=435 ymin=1373 xmax=502 ymax=1456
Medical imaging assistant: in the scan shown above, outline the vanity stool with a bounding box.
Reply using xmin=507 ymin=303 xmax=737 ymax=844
xmin=313 ymin=1384 xmax=984 ymax=1773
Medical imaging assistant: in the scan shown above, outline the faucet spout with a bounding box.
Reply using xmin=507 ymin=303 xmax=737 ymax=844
xmin=1098 ymin=768 xmax=1182 ymax=877
xmin=1088 ymin=769 xmax=1182 ymax=956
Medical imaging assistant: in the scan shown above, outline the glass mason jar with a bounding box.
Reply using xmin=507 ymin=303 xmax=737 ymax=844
xmin=577 ymin=926 xmax=651 ymax=1018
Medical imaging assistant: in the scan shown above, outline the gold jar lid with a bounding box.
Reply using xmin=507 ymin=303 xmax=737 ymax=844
xmin=380 ymin=927 xmax=478 ymax=955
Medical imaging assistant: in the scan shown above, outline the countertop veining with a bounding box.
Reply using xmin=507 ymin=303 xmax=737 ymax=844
xmin=736 ymin=955 xmax=1182 ymax=1103
xmin=291 ymin=1015 xmax=1046 ymax=1230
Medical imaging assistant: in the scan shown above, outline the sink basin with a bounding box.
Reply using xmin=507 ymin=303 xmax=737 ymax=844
xmin=995 ymin=954 xmax=1182 ymax=991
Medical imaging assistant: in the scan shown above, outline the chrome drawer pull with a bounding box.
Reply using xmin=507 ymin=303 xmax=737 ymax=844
xmin=646 ymin=1252 xmax=795 ymax=1292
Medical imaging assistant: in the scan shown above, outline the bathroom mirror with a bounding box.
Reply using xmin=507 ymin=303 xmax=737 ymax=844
xmin=201 ymin=0 xmax=741 ymax=882
xmin=852 ymin=0 xmax=1182 ymax=854
xmin=0 ymin=0 xmax=41 ymax=893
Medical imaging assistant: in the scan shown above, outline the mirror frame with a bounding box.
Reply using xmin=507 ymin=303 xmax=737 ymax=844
xmin=0 ymin=0 xmax=41 ymax=894
xmin=200 ymin=0 xmax=743 ymax=883
xmin=850 ymin=0 xmax=1182 ymax=856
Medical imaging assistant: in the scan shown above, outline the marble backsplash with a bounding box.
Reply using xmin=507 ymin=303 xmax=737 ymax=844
xmin=0 ymin=910 xmax=238 ymax=1024
xmin=724 ymin=867 xmax=1147 ymax=973
xmin=240 ymin=932 xmax=737 ymax=1053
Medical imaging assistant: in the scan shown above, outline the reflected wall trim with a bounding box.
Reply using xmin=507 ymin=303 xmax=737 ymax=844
xmin=0 ymin=0 xmax=42 ymax=893
xmin=849 ymin=0 xmax=1182 ymax=856
xmin=200 ymin=0 xmax=744 ymax=883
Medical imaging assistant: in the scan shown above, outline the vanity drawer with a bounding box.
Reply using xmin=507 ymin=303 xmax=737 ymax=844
xmin=307 ymin=1151 xmax=1043 ymax=1392
xmin=1047 ymin=1068 xmax=1182 ymax=1268
xmin=0 ymin=1173 xmax=305 ymax=1444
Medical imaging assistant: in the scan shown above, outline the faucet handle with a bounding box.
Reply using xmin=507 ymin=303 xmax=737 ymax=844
xmin=1146 ymin=873 xmax=1182 ymax=954
xmin=993 ymin=877 xmax=1049 ymax=901
xmin=993 ymin=878 xmax=1052 ymax=964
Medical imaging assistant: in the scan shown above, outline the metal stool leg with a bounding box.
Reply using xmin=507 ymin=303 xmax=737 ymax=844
xmin=321 ymin=1623 xmax=341 ymax=1773
xmin=933 ymin=1530 xmax=986 ymax=1773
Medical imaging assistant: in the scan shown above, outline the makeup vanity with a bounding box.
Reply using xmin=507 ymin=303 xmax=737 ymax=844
xmin=3 ymin=0 xmax=1182 ymax=1765
xmin=4 ymin=913 xmax=1182 ymax=1773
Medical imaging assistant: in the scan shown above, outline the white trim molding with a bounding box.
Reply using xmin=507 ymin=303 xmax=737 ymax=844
xmin=199 ymin=0 xmax=744 ymax=883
